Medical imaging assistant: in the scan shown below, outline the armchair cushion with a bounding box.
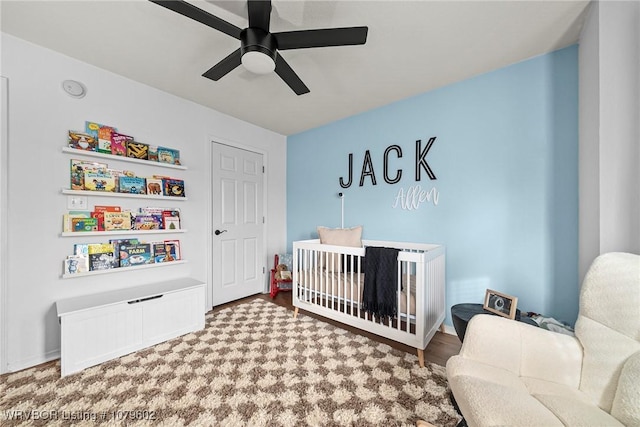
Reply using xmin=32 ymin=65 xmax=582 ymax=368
xmin=447 ymin=252 xmax=639 ymax=427
xmin=457 ymin=315 xmax=583 ymax=387
xmin=611 ymin=351 xmax=640 ymax=426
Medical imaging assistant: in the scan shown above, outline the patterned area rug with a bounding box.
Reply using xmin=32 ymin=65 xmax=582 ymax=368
xmin=1 ymin=299 xmax=460 ymax=426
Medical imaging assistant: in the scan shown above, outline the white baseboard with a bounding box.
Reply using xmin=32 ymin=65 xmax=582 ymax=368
xmin=442 ymin=324 xmax=457 ymax=336
xmin=7 ymin=350 xmax=60 ymax=373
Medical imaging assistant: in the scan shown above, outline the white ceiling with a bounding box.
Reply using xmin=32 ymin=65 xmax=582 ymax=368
xmin=1 ymin=0 xmax=590 ymax=135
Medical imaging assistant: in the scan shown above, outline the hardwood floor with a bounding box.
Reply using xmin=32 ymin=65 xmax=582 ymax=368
xmin=214 ymin=291 xmax=462 ymax=367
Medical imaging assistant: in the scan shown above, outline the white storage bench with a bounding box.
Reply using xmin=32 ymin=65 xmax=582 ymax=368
xmin=56 ymin=278 xmax=206 ymax=377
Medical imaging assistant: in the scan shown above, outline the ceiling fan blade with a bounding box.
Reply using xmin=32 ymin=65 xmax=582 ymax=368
xmin=247 ymin=0 xmax=271 ymax=32
xmin=149 ymin=0 xmax=242 ymax=39
xmin=202 ymin=49 xmax=242 ymax=81
xmin=274 ymin=54 xmax=309 ymax=95
xmin=274 ymin=27 xmax=368 ymax=50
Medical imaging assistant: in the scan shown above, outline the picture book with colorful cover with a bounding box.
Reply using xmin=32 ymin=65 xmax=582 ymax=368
xmin=91 ymin=206 xmax=121 ymax=231
xmin=152 ymin=242 xmax=167 ymax=263
xmin=148 ymin=145 xmax=159 ymax=162
xmin=68 ymin=130 xmax=97 ymax=151
xmin=119 ymin=243 xmax=152 ymax=267
xmin=127 ymin=141 xmax=149 ymax=160
xmin=104 ymin=211 xmax=132 ymax=231
xmin=70 ymin=159 xmax=107 ymax=190
xmin=87 ymin=243 xmax=116 ymax=271
xmin=63 ymin=211 xmax=91 ymax=232
xmin=111 ymin=132 xmax=133 ymax=156
xmin=74 ymin=243 xmax=89 ymax=257
xmin=71 ymin=217 xmax=98 ymax=232
xmin=85 ymin=121 xmax=116 ymax=154
xmin=146 ymin=178 xmax=163 ymax=195
xmin=90 ymin=211 xmax=105 ymax=231
xmin=138 ymin=207 xmax=165 ymax=224
xmin=157 ymin=147 xmax=180 ymax=165
xmin=66 ymin=244 xmax=90 ymax=274
xmin=119 ymin=176 xmax=146 ymax=194
xmin=107 ymin=169 xmax=124 ymax=191
xmin=134 ymin=215 xmax=161 ymax=231
xmin=162 ymin=178 xmax=185 ymax=197
xmin=84 ymin=171 xmax=116 ymax=192
xmin=163 ymin=215 xmax=180 ymax=230
xmin=94 ymin=205 xmax=121 ymax=213
xmin=109 ymin=238 xmax=139 ymax=267
xmin=164 ymin=240 xmax=181 ymax=261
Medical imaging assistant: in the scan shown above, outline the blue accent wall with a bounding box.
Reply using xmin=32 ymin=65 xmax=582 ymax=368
xmin=287 ymin=45 xmax=579 ymax=326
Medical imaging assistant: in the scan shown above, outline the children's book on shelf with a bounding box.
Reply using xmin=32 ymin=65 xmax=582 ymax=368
xmin=152 ymin=242 xmax=167 ymax=263
xmin=72 ymin=217 xmax=98 ymax=232
xmin=84 ymin=171 xmax=116 ymax=192
xmin=85 ymin=121 xmax=117 ymax=154
xmin=106 ymin=168 xmax=124 ymax=191
xmin=63 ymin=211 xmax=91 ymax=232
xmin=90 ymin=205 xmax=121 ymax=231
xmin=127 ymin=141 xmax=149 ymax=160
xmin=134 ymin=215 xmax=161 ymax=231
xmin=104 ymin=211 xmax=132 ymax=231
xmin=148 ymin=145 xmax=159 ymax=162
xmin=138 ymin=207 xmax=180 ymax=229
xmin=163 ymin=215 xmax=180 ymax=230
xmin=87 ymin=243 xmax=117 ymax=271
xmin=164 ymin=239 xmax=181 ymax=261
xmin=110 ymin=238 xmax=139 ymax=267
xmin=137 ymin=207 xmax=161 ymax=224
xmin=162 ymin=178 xmax=185 ymax=197
xmin=119 ymin=242 xmax=152 ymax=267
xmin=119 ymin=176 xmax=147 ymax=194
xmin=146 ymin=178 xmax=163 ymax=195
xmin=65 ymin=244 xmax=90 ymax=274
xmin=94 ymin=205 xmax=121 ymax=213
xmin=68 ymin=130 xmax=97 ymax=151
xmin=158 ymin=147 xmax=181 ymax=165
xmin=74 ymin=243 xmax=89 ymax=257
xmin=70 ymin=159 xmax=107 ymax=190
xmin=64 ymin=255 xmax=90 ymax=275
xmin=111 ymin=132 xmax=133 ymax=156
xmin=90 ymin=211 xmax=105 ymax=231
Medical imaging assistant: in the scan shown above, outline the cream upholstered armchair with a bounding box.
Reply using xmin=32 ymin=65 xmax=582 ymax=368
xmin=446 ymin=252 xmax=640 ymax=427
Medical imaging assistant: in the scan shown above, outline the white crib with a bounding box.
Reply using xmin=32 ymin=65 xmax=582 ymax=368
xmin=292 ymin=239 xmax=446 ymax=367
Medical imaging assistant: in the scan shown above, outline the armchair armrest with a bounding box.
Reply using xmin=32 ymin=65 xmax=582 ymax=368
xmin=460 ymin=314 xmax=583 ymax=388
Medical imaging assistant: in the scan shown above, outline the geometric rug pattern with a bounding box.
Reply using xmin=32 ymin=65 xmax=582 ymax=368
xmin=0 ymin=298 xmax=461 ymax=426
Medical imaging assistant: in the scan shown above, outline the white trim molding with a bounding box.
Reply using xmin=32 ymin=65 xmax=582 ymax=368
xmin=1 ymin=76 xmax=9 ymax=373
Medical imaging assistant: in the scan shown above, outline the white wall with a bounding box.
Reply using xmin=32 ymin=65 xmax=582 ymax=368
xmin=0 ymin=33 xmax=287 ymax=372
xmin=579 ymin=1 xmax=640 ymax=280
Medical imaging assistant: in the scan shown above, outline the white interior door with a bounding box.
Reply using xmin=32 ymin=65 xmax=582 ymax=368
xmin=211 ymin=143 xmax=264 ymax=306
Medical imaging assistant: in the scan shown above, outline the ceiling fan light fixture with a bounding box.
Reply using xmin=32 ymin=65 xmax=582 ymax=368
xmin=241 ymin=51 xmax=276 ymax=74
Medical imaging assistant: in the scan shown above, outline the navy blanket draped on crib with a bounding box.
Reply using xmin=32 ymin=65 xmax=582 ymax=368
xmin=362 ymin=246 xmax=399 ymax=320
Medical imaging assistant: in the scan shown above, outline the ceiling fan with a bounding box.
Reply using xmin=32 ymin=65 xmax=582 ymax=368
xmin=149 ymin=0 xmax=368 ymax=95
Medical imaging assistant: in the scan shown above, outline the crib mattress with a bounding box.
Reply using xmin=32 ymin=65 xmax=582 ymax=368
xmin=296 ymin=271 xmax=417 ymax=316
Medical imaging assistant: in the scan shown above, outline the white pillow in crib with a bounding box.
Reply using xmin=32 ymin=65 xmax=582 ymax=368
xmin=317 ymin=226 xmax=363 ymax=247
xmin=317 ymin=226 xmax=363 ymax=272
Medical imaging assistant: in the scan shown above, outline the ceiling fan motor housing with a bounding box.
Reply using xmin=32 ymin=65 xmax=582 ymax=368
xmin=241 ymin=28 xmax=277 ymax=74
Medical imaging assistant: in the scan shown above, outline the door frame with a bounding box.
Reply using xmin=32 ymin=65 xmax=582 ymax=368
xmin=1 ymin=77 xmax=9 ymax=373
xmin=208 ymin=135 xmax=269 ymax=310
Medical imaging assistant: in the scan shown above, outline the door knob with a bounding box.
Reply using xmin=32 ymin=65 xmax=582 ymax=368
xmin=214 ymin=229 xmax=227 ymax=236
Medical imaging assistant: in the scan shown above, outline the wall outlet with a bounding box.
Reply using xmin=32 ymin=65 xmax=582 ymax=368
xmin=67 ymin=195 xmax=88 ymax=210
